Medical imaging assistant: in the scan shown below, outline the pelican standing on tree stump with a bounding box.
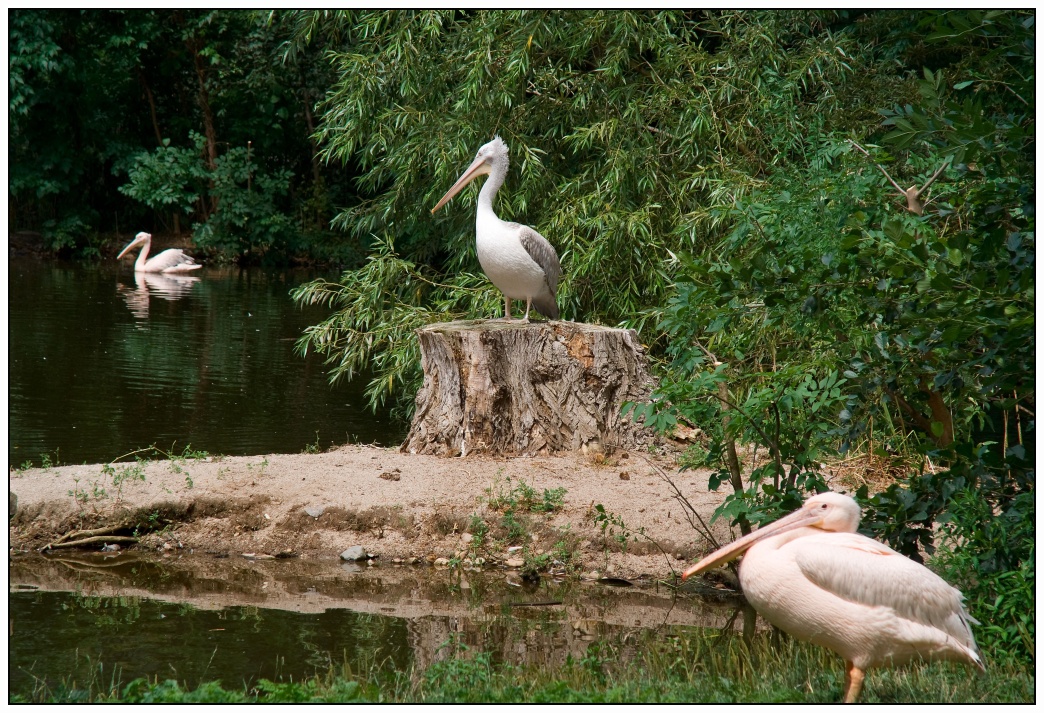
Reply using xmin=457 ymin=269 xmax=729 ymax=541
xmin=682 ymin=491 xmax=984 ymax=703
xmin=431 ymin=137 xmax=561 ymax=322
xmin=116 ymin=232 xmax=202 ymax=273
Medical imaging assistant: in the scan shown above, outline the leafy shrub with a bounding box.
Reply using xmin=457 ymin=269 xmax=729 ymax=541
xmin=931 ymin=489 xmax=1034 ymax=665
xmin=117 ymin=133 xmax=208 ymax=221
xmin=194 ymin=145 xmax=295 ymax=261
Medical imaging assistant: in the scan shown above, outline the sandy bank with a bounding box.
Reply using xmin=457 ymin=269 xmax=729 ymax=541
xmin=9 ymin=445 xmax=736 ymax=580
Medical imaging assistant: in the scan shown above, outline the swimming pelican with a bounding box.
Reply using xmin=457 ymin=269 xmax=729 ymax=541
xmin=116 ymin=232 xmax=202 ymax=273
xmin=431 ymin=137 xmax=561 ymax=321
xmin=682 ymin=492 xmax=983 ymax=703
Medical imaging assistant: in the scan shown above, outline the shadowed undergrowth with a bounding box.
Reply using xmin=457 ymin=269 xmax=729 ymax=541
xmin=14 ymin=629 xmax=1032 ymax=704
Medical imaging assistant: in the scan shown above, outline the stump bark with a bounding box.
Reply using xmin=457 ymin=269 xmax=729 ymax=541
xmin=402 ymin=320 xmax=655 ymax=457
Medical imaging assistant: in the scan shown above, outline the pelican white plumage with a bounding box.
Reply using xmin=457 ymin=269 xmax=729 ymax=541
xmin=116 ymin=232 xmax=202 ymax=273
xmin=431 ymin=137 xmax=561 ymax=321
xmin=682 ymin=492 xmax=983 ymax=703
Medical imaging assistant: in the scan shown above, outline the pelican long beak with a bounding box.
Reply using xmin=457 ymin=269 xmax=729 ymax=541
xmin=681 ymin=505 xmax=826 ymax=580
xmin=431 ymin=155 xmax=491 ymax=213
xmin=116 ymin=234 xmax=147 ymax=260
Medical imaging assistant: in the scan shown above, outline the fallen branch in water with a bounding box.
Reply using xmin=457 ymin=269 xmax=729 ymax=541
xmin=45 ymin=535 xmax=139 ymax=550
xmin=51 ymin=522 xmax=132 ymax=546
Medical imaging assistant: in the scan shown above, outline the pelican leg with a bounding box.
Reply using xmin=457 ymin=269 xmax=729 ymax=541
xmin=521 ymin=298 xmax=533 ymax=323
xmin=842 ymin=661 xmax=865 ymax=703
xmin=503 ymin=295 xmax=513 ymax=320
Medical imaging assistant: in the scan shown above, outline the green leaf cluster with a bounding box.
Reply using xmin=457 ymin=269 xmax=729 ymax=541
xmin=9 ymin=10 xmax=349 ymax=262
xmin=648 ymin=9 xmax=1032 ymax=662
xmin=291 ymin=9 xmax=898 ymax=408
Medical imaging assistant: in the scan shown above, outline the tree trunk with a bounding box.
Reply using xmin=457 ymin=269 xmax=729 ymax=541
xmin=402 ymin=320 xmax=656 ymax=457
xmin=187 ymin=35 xmax=218 ymax=218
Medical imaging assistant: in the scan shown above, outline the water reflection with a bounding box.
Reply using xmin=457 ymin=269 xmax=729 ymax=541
xmin=9 ymin=259 xmax=407 ymax=463
xmin=9 ymin=553 xmax=745 ymax=697
xmin=118 ymin=271 xmax=201 ymax=322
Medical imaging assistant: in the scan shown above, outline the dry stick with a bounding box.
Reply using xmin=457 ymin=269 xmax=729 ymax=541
xmin=634 ymin=452 xmax=721 ymax=553
xmin=46 ymin=536 xmax=139 ymax=550
xmin=597 ymin=439 xmax=681 ymax=579
xmin=847 ymin=139 xmax=951 ymax=215
xmin=1014 ymin=390 xmax=1024 ymax=446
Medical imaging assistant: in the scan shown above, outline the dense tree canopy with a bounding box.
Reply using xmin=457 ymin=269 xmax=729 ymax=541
xmin=9 ymin=9 xmax=352 ymax=262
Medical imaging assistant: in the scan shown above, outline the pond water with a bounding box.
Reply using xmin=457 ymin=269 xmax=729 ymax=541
xmin=8 ymin=258 xmax=741 ymax=702
xmin=8 ymin=258 xmax=407 ymax=466
xmin=9 ymin=553 xmax=745 ymax=699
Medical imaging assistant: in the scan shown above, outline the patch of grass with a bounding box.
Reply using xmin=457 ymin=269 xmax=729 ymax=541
xmin=247 ymin=457 xmax=270 ymax=477
xmin=473 ymin=475 xmax=570 ymax=554
xmin=485 ymin=475 xmax=566 ymax=515
xmin=521 ymin=530 xmax=583 ymax=578
xmin=16 ymin=630 xmax=1033 ymax=703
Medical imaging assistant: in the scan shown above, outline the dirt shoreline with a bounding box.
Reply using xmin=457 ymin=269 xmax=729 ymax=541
xmin=9 ymin=445 xmax=737 ymax=580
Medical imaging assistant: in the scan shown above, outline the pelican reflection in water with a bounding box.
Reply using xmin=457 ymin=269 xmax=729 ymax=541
xmin=118 ymin=271 xmax=200 ymax=321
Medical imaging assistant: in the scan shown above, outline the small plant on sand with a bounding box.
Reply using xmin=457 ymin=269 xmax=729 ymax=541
xmin=591 ymin=504 xmax=677 ymax=577
xmin=303 ymin=431 xmax=322 ymax=454
xmin=68 ymin=477 xmax=108 ymax=513
xmin=491 ymin=511 xmax=526 ymax=546
xmin=178 ymin=445 xmax=210 ymax=461
xmin=100 ymin=458 xmax=148 ymax=505
xmin=485 ymin=475 xmax=566 ymax=515
xmin=466 ymin=516 xmax=490 ymax=549
xmin=37 ymin=448 xmax=61 ymax=472
xmin=591 ymin=504 xmax=634 ymax=553
xmin=162 ymin=444 xmax=209 ymax=484
xmin=521 ymin=532 xmax=581 ymax=578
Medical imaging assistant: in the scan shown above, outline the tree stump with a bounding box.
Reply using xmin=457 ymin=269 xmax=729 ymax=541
xmin=401 ymin=320 xmax=656 ymax=457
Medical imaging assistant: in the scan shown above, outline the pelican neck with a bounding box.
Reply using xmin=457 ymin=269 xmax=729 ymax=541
xmin=476 ymin=159 xmax=508 ymax=218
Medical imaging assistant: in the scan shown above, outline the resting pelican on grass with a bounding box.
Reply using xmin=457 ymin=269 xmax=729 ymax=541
xmin=682 ymin=492 xmax=983 ymax=703
xmin=431 ymin=137 xmax=561 ymax=322
xmin=116 ymin=232 xmax=201 ymax=273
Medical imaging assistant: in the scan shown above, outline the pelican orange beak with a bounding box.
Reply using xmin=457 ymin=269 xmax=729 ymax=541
xmin=681 ymin=505 xmax=827 ymax=580
xmin=431 ymin=154 xmax=491 ymax=214
xmin=116 ymin=233 xmax=149 ymax=260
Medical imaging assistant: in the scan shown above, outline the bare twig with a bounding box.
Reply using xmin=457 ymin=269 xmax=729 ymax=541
xmin=1001 ymin=82 xmax=1030 ymax=107
xmin=848 ymin=139 xmax=907 ymax=195
xmin=635 ymin=452 xmax=722 ymax=552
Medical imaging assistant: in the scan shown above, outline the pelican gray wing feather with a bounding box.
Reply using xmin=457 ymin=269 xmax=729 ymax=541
xmin=518 ymin=225 xmax=561 ymax=319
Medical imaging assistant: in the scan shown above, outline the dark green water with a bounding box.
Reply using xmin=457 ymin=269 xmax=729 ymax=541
xmin=8 ymin=259 xmax=407 ymax=465
xmin=8 ymin=554 xmax=733 ymax=700
xmin=9 ymin=590 xmax=413 ymax=697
